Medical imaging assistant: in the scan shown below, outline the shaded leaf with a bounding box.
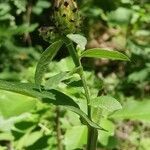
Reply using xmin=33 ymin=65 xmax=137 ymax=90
xmin=35 ymin=40 xmax=63 ymax=89
xmin=81 ymin=48 xmax=130 ymax=61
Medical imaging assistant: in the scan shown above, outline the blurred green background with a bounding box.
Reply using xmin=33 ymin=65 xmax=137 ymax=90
xmin=0 ymin=0 xmax=150 ymax=149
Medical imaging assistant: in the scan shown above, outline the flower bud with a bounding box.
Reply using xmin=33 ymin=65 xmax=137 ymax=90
xmin=53 ymin=0 xmax=81 ymax=35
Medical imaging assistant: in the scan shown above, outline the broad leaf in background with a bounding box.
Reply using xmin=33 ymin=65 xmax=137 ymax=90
xmin=98 ymin=119 xmax=115 ymax=146
xmin=16 ymin=131 xmax=43 ymax=149
xmin=90 ymin=96 xmax=122 ymax=114
xmin=108 ymin=7 xmax=132 ymax=25
xmin=140 ymin=138 xmax=150 ymax=150
xmin=35 ymin=40 xmax=63 ymax=89
xmin=64 ymin=125 xmax=87 ymax=150
xmin=0 ymin=133 xmax=14 ymax=141
xmin=128 ymin=68 xmax=150 ymax=82
xmin=67 ymin=34 xmax=87 ymax=50
xmin=0 ymin=80 xmax=104 ymax=130
xmin=49 ymin=57 xmax=75 ymax=72
xmin=0 ymin=113 xmax=30 ymax=132
xmin=0 ymin=91 xmax=36 ymax=118
xmin=81 ymin=48 xmax=130 ymax=61
xmin=110 ymin=99 xmax=150 ymax=121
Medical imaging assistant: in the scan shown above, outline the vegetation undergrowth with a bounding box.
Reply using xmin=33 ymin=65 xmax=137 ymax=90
xmin=0 ymin=0 xmax=149 ymax=150
xmin=0 ymin=0 xmax=130 ymax=150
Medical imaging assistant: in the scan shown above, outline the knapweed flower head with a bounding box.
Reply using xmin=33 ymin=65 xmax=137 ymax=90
xmin=53 ymin=0 xmax=81 ymax=35
xmin=39 ymin=0 xmax=81 ymax=42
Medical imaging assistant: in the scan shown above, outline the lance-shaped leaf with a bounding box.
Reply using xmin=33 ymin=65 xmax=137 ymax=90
xmin=0 ymin=80 xmax=105 ymax=130
xmin=35 ymin=40 xmax=63 ymax=89
xmin=81 ymin=48 xmax=130 ymax=61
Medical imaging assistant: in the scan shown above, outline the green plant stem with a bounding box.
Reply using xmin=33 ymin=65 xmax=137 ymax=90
xmin=65 ymin=38 xmax=98 ymax=150
xmin=64 ymin=38 xmax=91 ymax=116
xmin=87 ymin=128 xmax=98 ymax=150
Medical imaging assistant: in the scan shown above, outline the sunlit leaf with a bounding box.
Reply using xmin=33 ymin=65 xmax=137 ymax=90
xmin=90 ymin=96 xmax=122 ymax=113
xmin=0 ymin=133 xmax=14 ymax=141
xmin=0 ymin=91 xmax=36 ymax=118
xmin=110 ymin=99 xmax=150 ymax=121
xmin=24 ymin=131 xmax=43 ymax=147
xmin=64 ymin=126 xmax=87 ymax=150
xmin=0 ymin=114 xmax=30 ymax=132
xmin=81 ymin=48 xmax=130 ymax=61
xmin=98 ymin=119 xmax=115 ymax=146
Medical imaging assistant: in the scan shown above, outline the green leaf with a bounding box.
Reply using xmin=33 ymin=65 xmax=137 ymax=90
xmin=13 ymin=23 xmax=39 ymax=34
xmin=0 ymin=90 xmax=36 ymax=118
xmin=64 ymin=125 xmax=87 ymax=150
xmin=45 ymin=67 xmax=81 ymax=90
xmin=33 ymin=1 xmax=51 ymax=15
xmin=36 ymin=1 xmax=51 ymax=8
xmin=108 ymin=7 xmax=132 ymax=25
xmin=45 ymin=72 xmax=67 ymax=90
xmin=0 ymin=114 xmax=30 ymax=132
xmin=67 ymin=34 xmax=87 ymax=50
xmin=0 ymin=80 xmax=104 ymax=130
xmin=0 ymin=80 xmax=51 ymax=98
xmin=128 ymin=68 xmax=150 ymax=82
xmin=0 ymin=133 xmax=14 ymax=141
xmin=98 ymin=119 xmax=115 ymax=146
xmin=110 ymin=99 xmax=150 ymax=121
xmin=90 ymin=96 xmax=122 ymax=113
xmin=140 ymin=138 xmax=150 ymax=150
xmin=24 ymin=131 xmax=43 ymax=147
xmin=35 ymin=40 xmax=63 ymax=89
xmin=81 ymin=48 xmax=130 ymax=61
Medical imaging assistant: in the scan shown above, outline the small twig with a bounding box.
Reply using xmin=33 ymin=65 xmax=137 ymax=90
xmin=56 ymin=107 xmax=63 ymax=150
xmin=23 ymin=3 xmax=32 ymax=46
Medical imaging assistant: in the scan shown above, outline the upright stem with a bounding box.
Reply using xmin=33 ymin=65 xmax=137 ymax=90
xmin=64 ymin=38 xmax=98 ymax=150
xmin=64 ymin=38 xmax=91 ymax=116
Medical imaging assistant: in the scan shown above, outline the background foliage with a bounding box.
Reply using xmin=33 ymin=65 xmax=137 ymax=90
xmin=0 ymin=0 xmax=149 ymax=149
